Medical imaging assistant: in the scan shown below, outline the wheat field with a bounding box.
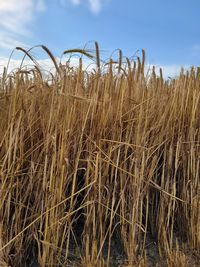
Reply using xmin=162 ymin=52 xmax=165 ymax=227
xmin=0 ymin=44 xmax=199 ymax=267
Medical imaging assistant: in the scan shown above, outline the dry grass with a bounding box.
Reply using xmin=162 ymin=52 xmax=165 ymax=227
xmin=0 ymin=44 xmax=199 ymax=267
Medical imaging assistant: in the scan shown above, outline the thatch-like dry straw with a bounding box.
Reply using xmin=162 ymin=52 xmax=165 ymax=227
xmin=0 ymin=43 xmax=199 ymax=267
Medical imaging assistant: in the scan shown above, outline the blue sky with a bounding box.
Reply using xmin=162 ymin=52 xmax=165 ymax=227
xmin=0 ymin=0 xmax=200 ymax=77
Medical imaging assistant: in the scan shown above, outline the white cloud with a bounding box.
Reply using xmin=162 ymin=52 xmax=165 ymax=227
xmin=61 ymin=0 xmax=104 ymax=14
xmin=147 ymin=64 xmax=190 ymax=79
xmin=0 ymin=0 xmax=32 ymax=36
xmin=0 ymin=0 xmax=105 ymax=51
xmin=70 ymin=0 xmax=81 ymax=5
xmin=0 ymin=54 xmax=93 ymax=78
xmin=0 ymin=57 xmax=58 ymax=77
xmin=0 ymin=0 xmax=104 ymax=52
xmin=0 ymin=32 xmax=29 ymax=50
xmin=155 ymin=64 xmax=182 ymax=78
xmin=36 ymin=0 xmax=46 ymax=11
xmin=0 ymin=0 xmax=46 ymax=50
xmin=0 ymin=55 xmax=188 ymax=80
xmin=88 ymin=0 xmax=102 ymax=13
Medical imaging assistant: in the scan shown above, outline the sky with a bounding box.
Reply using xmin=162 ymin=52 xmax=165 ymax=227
xmin=0 ymin=0 xmax=200 ymax=77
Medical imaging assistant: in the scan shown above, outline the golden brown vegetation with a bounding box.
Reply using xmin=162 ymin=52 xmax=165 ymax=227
xmin=0 ymin=44 xmax=199 ymax=267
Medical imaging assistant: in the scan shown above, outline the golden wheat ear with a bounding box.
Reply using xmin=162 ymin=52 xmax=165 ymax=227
xmin=63 ymin=48 xmax=94 ymax=59
xmin=40 ymin=45 xmax=61 ymax=75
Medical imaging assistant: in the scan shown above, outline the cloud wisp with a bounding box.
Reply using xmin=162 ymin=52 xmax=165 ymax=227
xmin=68 ymin=0 xmax=104 ymax=14
xmin=153 ymin=64 xmax=187 ymax=78
xmin=0 ymin=0 xmax=46 ymax=50
xmin=0 ymin=0 xmax=105 ymax=51
xmin=88 ymin=0 xmax=102 ymax=13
